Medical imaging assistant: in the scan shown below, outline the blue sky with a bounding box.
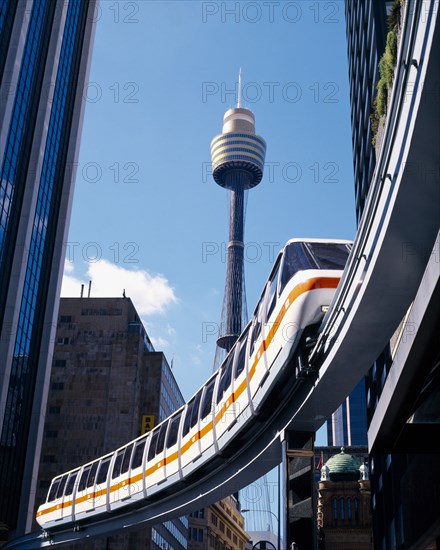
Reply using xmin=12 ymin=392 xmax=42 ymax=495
xmin=62 ymin=1 xmax=356 ymax=453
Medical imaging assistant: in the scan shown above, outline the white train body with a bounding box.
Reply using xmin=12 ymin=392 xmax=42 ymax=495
xmin=36 ymin=239 xmax=351 ymax=530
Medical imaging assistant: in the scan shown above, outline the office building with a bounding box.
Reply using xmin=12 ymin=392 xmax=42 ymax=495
xmin=345 ymin=0 xmax=440 ymax=547
xmin=34 ymin=297 xmax=188 ymax=550
xmin=327 ymin=0 xmax=391 ymax=450
xmin=327 ymin=380 xmax=368 ymax=447
xmin=0 ymin=0 xmax=97 ymax=537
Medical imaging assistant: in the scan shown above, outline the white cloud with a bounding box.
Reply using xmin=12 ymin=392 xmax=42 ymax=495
xmin=150 ymin=335 xmax=170 ymax=348
xmin=61 ymin=259 xmax=177 ymax=316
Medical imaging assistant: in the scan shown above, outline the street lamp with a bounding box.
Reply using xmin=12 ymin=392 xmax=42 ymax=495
xmin=241 ymin=508 xmax=281 ymax=550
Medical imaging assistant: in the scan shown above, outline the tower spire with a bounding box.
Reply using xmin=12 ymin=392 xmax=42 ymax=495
xmin=237 ymin=68 xmax=242 ymax=108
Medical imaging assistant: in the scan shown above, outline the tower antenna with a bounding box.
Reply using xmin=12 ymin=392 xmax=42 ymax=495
xmin=237 ymin=68 xmax=242 ymax=108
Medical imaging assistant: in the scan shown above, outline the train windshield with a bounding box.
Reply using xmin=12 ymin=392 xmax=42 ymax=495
xmin=280 ymin=242 xmax=350 ymax=294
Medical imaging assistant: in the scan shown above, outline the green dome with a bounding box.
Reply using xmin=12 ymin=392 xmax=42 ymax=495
xmin=325 ymin=448 xmax=361 ymax=481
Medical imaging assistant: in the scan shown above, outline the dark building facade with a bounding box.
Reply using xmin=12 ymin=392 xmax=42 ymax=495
xmin=34 ymin=297 xmax=188 ymax=550
xmin=327 ymin=0 xmax=390 ymax=450
xmin=345 ymin=0 xmax=440 ymax=548
xmin=0 ymin=0 xmax=97 ymax=537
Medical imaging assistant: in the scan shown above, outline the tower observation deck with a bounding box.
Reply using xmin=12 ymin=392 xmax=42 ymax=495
xmin=210 ymin=74 xmax=266 ymax=356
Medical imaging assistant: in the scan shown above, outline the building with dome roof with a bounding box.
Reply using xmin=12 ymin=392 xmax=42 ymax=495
xmin=317 ymin=448 xmax=372 ymax=549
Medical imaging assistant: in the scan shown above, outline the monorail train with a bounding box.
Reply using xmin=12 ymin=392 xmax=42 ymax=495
xmin=36 ymin=238 xmax=352 ymax=530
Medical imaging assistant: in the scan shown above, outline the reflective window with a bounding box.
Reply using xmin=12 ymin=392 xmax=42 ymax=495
xmin=280 ymin=242 xmax=350 ymax=294
xmin=47 ymin=478 xmax=61 ymax=502
xmin=131 ymin=440 xmax=146 ymax=469
xmin=200 ymin=379 xmax=216 ymax=419
xmin=306 ymin=242 xmax=351 ymax=270
xmin=182 ymin=391 xmax=202 ymax=437
xmin=166 ymin=412 xmax=182 ymax=449
xmin=234 ymin=327 xmax=249 ymax=379
xmin=97 ymin=458 xmax=111 ymax=485
xmin=112 ymin=450 xmax=124 ymax=479
xmin=155 ymin=421 xmax=168 ymax=455
xmin=86 ymin=462 xmax=99 ymax=488
xmin=216 ymin=354 xmax=234 ymax=405
xmin=266 ymin=258 xmax=281 ymax=319
xmin=249 ymin=299 xmax=264 ymax=356
xmin=55 ymin=474 xmax=68 ymax=499
xmin=64 ymin=471 xmax=79 ymax=497
xmin=121 ymin=443 xmax=134 ymax=475
xmin=147 ymin=430 xmax=159 ymax=461
xmin=78 ymin=467 xmax=91 ymax=492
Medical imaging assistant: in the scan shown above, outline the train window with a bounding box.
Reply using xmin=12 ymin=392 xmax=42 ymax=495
xmin=216 ymin=354 xmax=233 ymax=405
xmin=86 ymin=461 xmax=99 ymax=488
xmin=112 ymin=449 xmax=124 ymax=479
xmin=182 ymin=401 xmax=194 ymax=437
xmin=266 ymin=259 xmax=281 ymax=320
xmin=96 ymin=458 xmax=111 ymax=485
xmin=148 ymin=429 xmax=160 ymax=461
xmin=121 ymin=443 xmax=134 ymax=475
xmin=249 ymin=300 xmax=264 ymax=356
xmin=166 ymin=412 xmax=182 ymax=449
xmin=200 ymin=379 xmax=216 ymax=419
xmin=306 ymin=242 xmax=350 ymax=270
xmin=131 ymin=440 xmax=146 ymax=469
xmin=47 ymin=478 xmax=61 ymax=502
xmin=234 ymin=328 xmax=250 ymax=379
xmin=279 ymin=243 xmax=311 ymax=294
xmin=182 ymin=391 xmax=202 ymax=437
xmin=156 ymin=420 xmax=169 ymax=455
xmin=64 ymin=471 xmax=79 ymax=497
xmin=78 ymin=466 xmax=91 ymax=492
xmin=55 ymin=474 xmax=68 ymax=499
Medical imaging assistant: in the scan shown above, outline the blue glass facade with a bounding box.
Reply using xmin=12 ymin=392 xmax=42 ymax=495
xmin=327 ymin=379 xmax=368 ymax=447
xmin=327 ymin=0 xmax=389 ymax=450
xmin=0 ymin=0 xmax=96 ymax=535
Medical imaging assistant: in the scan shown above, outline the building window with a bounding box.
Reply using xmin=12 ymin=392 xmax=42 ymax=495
xmin=333 ymin=497 xmax=338 ymax=521
xmin=340 ymin=498 xmax=345 ymax=520
xmin=54 ymin=359 xmax=66 ymax=367
xmin=49 ymin=406 xmax=61 ymax=414
xmin=60 ymin=315 xmax=71 ymax=323
xmin=211 ymin=513 xmax=218 ymax=526
xmin=220 ymin=521 xmax=225 ymax=533
xmin=46 ymin=430 xmax=58 ymax=438
xmin=51 ymin=382 xmax=64 ymax=390
xmin=354 ymin=497 xmax=359 ymax=521
xmin=198 ymin=528 xmax=204 ymax=542
xmin=347 ymin=498 xmax=352 ymax=520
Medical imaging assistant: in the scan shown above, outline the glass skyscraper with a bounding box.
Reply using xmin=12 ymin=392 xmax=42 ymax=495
xmin=344 ymin=0 xmax=440 ymax=547
xmin=0 ymin=0 xmax=97 ymax=537
xmin=327 ymin=0 xmax=389 ymax=449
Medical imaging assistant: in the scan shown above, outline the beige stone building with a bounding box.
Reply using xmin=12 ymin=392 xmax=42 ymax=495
xmin=188 ymin=496 xmax=250 ymax=550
